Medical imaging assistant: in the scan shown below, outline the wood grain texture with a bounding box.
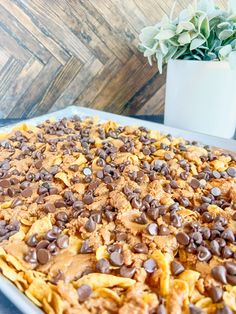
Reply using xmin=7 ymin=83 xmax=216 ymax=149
xmin=0 ymin=0 xmax=227 ymax=118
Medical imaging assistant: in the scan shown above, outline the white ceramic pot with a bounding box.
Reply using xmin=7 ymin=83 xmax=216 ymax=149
xmin=165 ymin=59 xmax=236 ymax=139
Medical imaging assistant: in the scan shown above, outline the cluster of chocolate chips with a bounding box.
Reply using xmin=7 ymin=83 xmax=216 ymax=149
xmin=176 ymin=215 xmax=236 ymax=262
xmin=0 ymin=220 xmax=20 ymax=242
xmin=24 ymin=226 xmax=69 ymax=265
xmin=0 ymin=175 xmax=33 ymax=206
xmin=211 ymin=262 xmax=236 ymax=285
xmin=95 ymin=244 xmax=136 ymax=279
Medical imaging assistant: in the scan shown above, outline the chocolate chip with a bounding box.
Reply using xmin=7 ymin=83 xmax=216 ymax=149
xmin=142 ymin=147 xmax=151 ymax=155
xmin=115 ymin=232 xmax=127 ymax=242
xmin=171 ymin=261 xmax=185 ymax=275
xmin=170 ymin=213 xmax=182 ymax=228
xmin=64 ymin=191 xmax=76 ymax=205
xmin=120 ymin=265 xmax=136 ymax=278
xmin=159 ymin=224 xmax=170 ymax=236
xmin=56 ymin=235 xmax=69 ymax=249
xmin=72 ymin=200 xmax=84 ymax=210
xmin=190 ymin=178 xmax=200 ymax=189
xmin=227 ymin=167 xmax=236 ymax=178
xmin=222 ymin=246 xmax=233 ymax=259
xmin=69 ymin=164 xmax=79 ymax=172
xmin=133 ymin=243 xmax=148 ymax=254
xmin=170 ymin=180 xmax=178 ymax=189
xmin=210 ymin=240 xmax=221 ymax=256
xmin=34 ymin=160 xmax=43 ymax=169
xmin=211 ymin=187 xmax=221 ymax=197
xmin=36 ymin=240 xmax=50 ymax=250
xmin=38 ymin=185 xmax=48 ymax=195
xmin=10 ymin=177 xmax=19 ymax=185
xmin=143 ymin=258 xmax=156 ymax=273
xmin=107 ymin=244 xmax=121 ymax=254
xmin=21 ymin=187 xmax=33 ymax=198
xmin=201 ymin=196 xmax=212 ymax=204
xmin=26 ymin=234 xmax=38 ymax=247
xmin=49 ymin=165 xmax=59 ymax=175
xmin=54 ymin=199 xmax=66 ymax=208
xmin=147 ymin=207 xmax=159 ymax=220
xmin=24 ymin=249 xmax=37 ymax=264
xmin=109 ymin=252 xmax=124 ymax=267
xmin=208 ymin=286 xmax=223 ymax=303
xmin=134 ymin=213 xmax=147 ymax=225
xmin=96 ymin=170 xmax=104 ymax=179
xmin=83 ymin=167 xmax=92 ymax=176
xmin=105 ymin=210 xmax=116 ymax=222
xmin=83 ymin=194 xmax=94 ymax=205
xmin=164 ymin=153 xmax=172 ymax=161
xmin=0 ymin=179 xmax=10 ymax=188
xmin=221 ymin=228 xmax=235 ymax=243
xmin=45 ymin=230 xmax=58 ymax=242
xmin=37 ymin=248 xmax=50 ymax=265
xmin=44 ymin=203 xmax=56 ymax=213
xmin=80 ymin=239 xmax=93 ymax=254
xmin=7 ymin=188 xmax=15 ymax=197
xmin=47 ymin=242 xmax=58 ymax=255
xmin=215 ymin=215 xmax=228 ymax=226
xmin=36 ymin=195 xmax=45 ymax=204
xmin=191 ymin=231 xmax=203 ymax=245
xmin=197 ymin=246 xmax=212 ymax=262
xmin=96 ymin=258 xmax=110 ymax=273
xmin=11 ymin=198 xmax=22 ymax=208
xmin=146 ymin=223 xmax=158 ymax=236
xmin=131 ymin=197 xmax=142 ymax=209
xmin=226 ymin=274 xmax=236 ymax=285
xmin=77 ymin=284 xmax=92 ymax=302
xmin=224 ymin=262 xmax=236 ymax=275
xmin=176 ymin=232 xmax=189 ymax=245
xmin=212 ymin=170 xmax=221 ymax=179
xmin=85 ymin=217 xmax=96 ymax=232
xmin=179 ymin=197 xmax=190 ymax=207
xmin=202 ymin=212 xmax=213 ymax=223
xmin=199 ymin=228 xmax=211 ymax=240
xmin=211 ymin=265 xmax=227 ymax=284
xmin=55 ymin=211 xmax=68 ymax=222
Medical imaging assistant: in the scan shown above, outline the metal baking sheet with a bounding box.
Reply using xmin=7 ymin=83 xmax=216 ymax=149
xmin=0 ymin=106 xmax=235 ymax=151
xmin=0 ymin=105 xmax=235 ymax=314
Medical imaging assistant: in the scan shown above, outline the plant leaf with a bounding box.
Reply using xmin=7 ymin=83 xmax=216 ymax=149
xmin=176 ymin=21 xmax=195 ymax=34
xmin=156 ymin=50 xmax=164 ymax=73
xmin=155 ymin=29 xmax=175 ymax=40
xmin=217 ymin=21 xmax=231 ymax=29
xmin=160 ymin=41 xmax=169 ymax=55
xmin=219 ymin=44 xmax=232 ymax=58
xmin=199 ymin=15 xmax=210 ymax=38
xmin=139 ymin=26 xmax=159 ymax=47
xmin=218 ymin=29 xmax=234 ymax=40
xmin=190 ymin=37 xmax=206 ymax=50
xmin=178 ymin=32 xmax=191 ymax=45
xmin=173 ymin=45 xmax=188 ymax=59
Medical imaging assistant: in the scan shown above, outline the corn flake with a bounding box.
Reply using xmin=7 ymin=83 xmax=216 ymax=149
xmin=74 ymin=273 xmax=135 ymax=289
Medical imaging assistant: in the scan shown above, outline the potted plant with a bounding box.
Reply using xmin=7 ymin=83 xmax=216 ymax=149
xmin=139 ymin=0 xmax=236 ymax=139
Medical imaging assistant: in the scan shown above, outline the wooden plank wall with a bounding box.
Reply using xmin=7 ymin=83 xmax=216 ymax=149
xmin=0 ymin=0 xmax=227 ymax=118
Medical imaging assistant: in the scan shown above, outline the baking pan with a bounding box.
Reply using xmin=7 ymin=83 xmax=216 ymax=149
xmin=0 ymin=105 xmax=235 ymax=314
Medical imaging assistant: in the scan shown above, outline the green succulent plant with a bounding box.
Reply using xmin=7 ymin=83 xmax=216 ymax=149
xmin=139 ymin=0 xmax=236 ymax=73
